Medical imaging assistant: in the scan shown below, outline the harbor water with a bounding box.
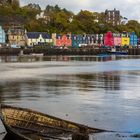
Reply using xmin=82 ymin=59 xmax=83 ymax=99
xmin=0 ymin=55 xmax=140 ymax=140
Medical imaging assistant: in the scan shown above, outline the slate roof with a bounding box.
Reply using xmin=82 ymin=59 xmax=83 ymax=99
xmin=27 ymin=32 xmax=51 ymax=39
xmin=8 ymin=28 xmax=25 ymax=35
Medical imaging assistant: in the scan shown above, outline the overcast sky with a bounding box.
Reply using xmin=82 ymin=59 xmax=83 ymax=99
xmin=20 ymin=0 xmax=140 ymax=22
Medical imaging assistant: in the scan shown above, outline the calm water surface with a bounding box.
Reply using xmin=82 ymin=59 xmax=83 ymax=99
xmin=0 ymin=55 xmax=140 ymax=140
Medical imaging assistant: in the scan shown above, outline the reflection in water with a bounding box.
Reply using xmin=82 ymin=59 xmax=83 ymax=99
xmin=1 ymin=55 xmax=140 ymax=63
xmin=75 ymin=72 xmax=120 ymax=91
xmin=0 ymin=72 xmax=121 ymax=102
xmin=0 ymin=55 xmax=140 ymax=140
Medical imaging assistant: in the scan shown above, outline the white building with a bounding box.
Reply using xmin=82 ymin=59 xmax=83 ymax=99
xmin=36 ymin=11 xmax=50 ymax=24
xmin=26 ymin=32 xmax=52 ymax=47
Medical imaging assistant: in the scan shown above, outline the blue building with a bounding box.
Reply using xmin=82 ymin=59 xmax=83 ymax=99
xmin=72 ymin=34 xmax=97 ymax=48
xmin=71 ymin=34 xmax=83 ymax=48
xmin=0 ymin=26 xmax=6 ymax=44
xmin=85 ymin=34 xmax=95 ymax=45
xmin=96 ymin=34 xmax=104 ymax=45
xmin=130 ymin=32 xmax=138 ymax=47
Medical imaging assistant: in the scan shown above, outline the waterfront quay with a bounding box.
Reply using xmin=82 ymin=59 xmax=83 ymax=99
xmin=0 ymin=47 xmax=140 ymax=55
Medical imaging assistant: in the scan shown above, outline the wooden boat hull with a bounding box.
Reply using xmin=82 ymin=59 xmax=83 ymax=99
xmin=0 ymin=105 xmax=107 ymax=140
xmin=2 ymin=123 xmax=30 ymax=140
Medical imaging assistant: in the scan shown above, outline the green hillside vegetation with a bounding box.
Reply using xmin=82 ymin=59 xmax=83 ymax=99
xmin=0 ymin=3 xmax=140 ymax=36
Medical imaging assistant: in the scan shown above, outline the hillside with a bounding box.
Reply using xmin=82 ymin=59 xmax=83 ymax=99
xmin=0 ymin=3 xmax=40 ymax=30
xmin=0 ymin=3 xmax=140 ymax=35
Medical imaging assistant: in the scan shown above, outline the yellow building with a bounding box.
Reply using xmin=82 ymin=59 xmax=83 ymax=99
xmin=121 ymin=37 xmax=130 ymax=46
xmin=8 ymin=27 xmax=26 ymax=47
xmin=52 ymin=33 xmax=57 ymax=46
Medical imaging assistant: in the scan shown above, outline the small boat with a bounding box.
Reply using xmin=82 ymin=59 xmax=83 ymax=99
xmin=107 ymin=51 xmax=128 ymax=55
xmin=30 ymin=53 xmax=44 ymax=56
xmin=18 ymin=53 xmax=44 ymax=57
xmin=0 ymin=105 xmax=106 ymax=140
xmin=107 ymin=47 xmax=128 ymax=55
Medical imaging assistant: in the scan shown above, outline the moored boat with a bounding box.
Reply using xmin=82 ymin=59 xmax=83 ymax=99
xmin=107 ymin=47 xmax=128 ymax=55
xmin=0 ymin=105 xmax=107 ymax=140
xmin=107 ymin=51 xmax=128 ymax=55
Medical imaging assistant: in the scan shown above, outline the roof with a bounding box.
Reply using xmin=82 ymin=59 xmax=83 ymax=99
xmin=8 ymin=28 xmax=25 ymax=35
xmin=27 ymin=32 xmax=51 ymax=39
xmin=56 ymin=34 xmax=71 ymax=39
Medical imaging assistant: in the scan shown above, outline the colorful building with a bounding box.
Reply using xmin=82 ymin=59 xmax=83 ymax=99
xmin=71 ymin=34 xmax=104 ymax=48
xmin=97 ymin=34 xmax=104 ymax=46
xmin=80 ymin=34 xmax=93 ymax=46
xmin=113 ymin=33 xmax=122 ymax=46
xmin=130 ymin=32 xmax=137 ymax=47
xmin=8 ymin=27 xmax=26 ymax=48
xmin=71 ymin=34 xmax=83 ymax=48
xmin=52 ymin=33 xmax=57 ymax=46
xmin=26 ymin=32 xmax=52 ymax=47
xmin=53 ymin=34 xmax=72 ymax=47
xmin=104 ymin=31 xmax=114 ymax=47
xmin=121 ymin=33 xmax=129 ymax=47
xmin=121 ymin=37 xmax=130 ymax=46
xmin=0 ymin=26 xmax=6 ymax=44
xmin=72 ymin=34 xmax=96 ymax=48
xmin=138 ymin=38 xmax=140 ymax=46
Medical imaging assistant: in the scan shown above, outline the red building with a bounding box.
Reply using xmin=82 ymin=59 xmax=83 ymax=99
xmin=56 ymin=34 xmax=72 ymax=47
xmin=104 ymin=31 xmax=114 ymax=47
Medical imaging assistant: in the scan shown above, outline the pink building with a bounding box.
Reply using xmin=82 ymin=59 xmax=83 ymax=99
xmin=114 ymin=37 xmax=122 ymax=46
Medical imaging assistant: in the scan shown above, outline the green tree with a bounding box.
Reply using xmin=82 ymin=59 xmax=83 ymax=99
xmin=73 ymin=10 xmax=98 ymax=33
xmin=11 ymin=0 xmax=20 ymax=9
xmin=125 ymin=20 xmax=140 ymax=36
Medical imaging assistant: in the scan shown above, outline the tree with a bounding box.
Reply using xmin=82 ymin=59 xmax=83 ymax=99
xmin=51 ymin=11 xmax=70 ymax=33
xmin=73 ymin=10 xmax=98 ymax=33
xmin=23 ymin=3 xmax=41 ymax=11
xmin=11 ymin=0 xmax=20 ymax=9
xmin=125 ymin=20 xmax=140 ymax=36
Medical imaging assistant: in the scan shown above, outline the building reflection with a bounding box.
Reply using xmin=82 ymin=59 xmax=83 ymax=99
xmin=102 ymin=72 xmax=120 ymax=91
xmin=0 ymin=72 xmax=121 ymax=103
xmin=0 ymin=56 xmax=17 ymax=62
xmin=0 ymin=80 xmax=43 ymax=103
xmin=1 ymin=55 xmax=140 ymax=63
xmin=75 ymin=72 xmax=120 ymax=91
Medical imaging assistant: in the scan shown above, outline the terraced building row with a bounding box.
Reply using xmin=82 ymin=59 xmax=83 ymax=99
xmin=0 ymin=26 xmax=139 ymax=48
